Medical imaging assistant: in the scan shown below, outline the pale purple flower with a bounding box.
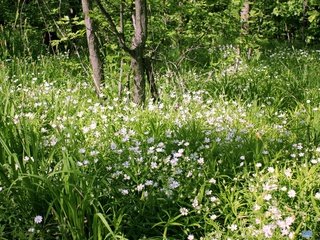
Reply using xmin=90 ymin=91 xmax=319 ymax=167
xmin=34 ymin=215 xmax=43 ymax=224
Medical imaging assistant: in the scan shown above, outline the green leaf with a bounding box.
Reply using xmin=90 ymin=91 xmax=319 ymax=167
xmin=308 ymin=10 xmax=320 ymax=23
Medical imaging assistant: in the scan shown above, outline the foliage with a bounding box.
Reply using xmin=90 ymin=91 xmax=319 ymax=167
xmin=1 ymin=47 xmax=320 ymax=239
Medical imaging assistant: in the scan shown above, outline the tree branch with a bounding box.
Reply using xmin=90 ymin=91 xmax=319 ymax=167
xmin=95 ymin=0 xmax=133 ymax=55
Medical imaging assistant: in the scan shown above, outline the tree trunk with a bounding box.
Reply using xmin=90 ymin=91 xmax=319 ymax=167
xmin=145 ymin=57 xmax=159 ymax=102
xmin=131 ymin=0 xmax=147 ymax=105
xmin=81 ymin=0 xmax=103 ymax=96
xmin=95 ymin=0 xmax=157 ymax=105
xmin=237 ymin=0 xmax=251 ymax=62
xmin=240 ymin=1 xmax=250 ymax=35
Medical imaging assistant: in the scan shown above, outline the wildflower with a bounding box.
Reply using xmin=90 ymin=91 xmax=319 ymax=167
xmin=180 ymin=207 xmax=189 ymax=216
xmin=197 ymin=157 xmax=204 ymax=165
xmin=228 ymin=224 xmax=238 ymax=231
xmin=150 ymin=162 xmax=158 ymax=169
xmin=187 ymin=234 xmax=194 ymax=240
xmin=288 ymin=232 xmax=295 ymax=239
xmin=28 ymin=227 xmax=35 ymax=233
xmin=314 ymin=192 xmax=320 ymax=200
xmin=288 ymin=189 xmax=296 ymax=198
xmin=205 ymin=190 xmax=212 ymax=195
xmin=262 ymin=224 xmax=275 ymax=238
xmin=284 ymin=168 xmax=292 ymax=178
xmin=90 ymin=121 xmax=97 ymax=130
xmin=83 ymin=160 xmax=89 ymax=165
xmin=285 ymin=216 xmax=295 ymax=226
xmin=267 ymin=167 xmax=275 ymax=173
xmin=255 ymin=163 xmax=262 ymax=168
xmin=77 ymin=161 xmax=83 ymax=167
xmin=34 ymin=215 xmax=43 ymax=224
xmin=82 ymin=126 xmax=90 ymax=134
xmin=110 ymin=142 xmax=117 ymax=150
xmin=79 ymin=148 xmax=86 ymax=154
xmin=210 ymin=196 xmax=219 ymax=203
xmin=136 ymin=184 xmax=145 ymax=192
xmin=264 ymin=194 xmax=272 ymax=201
xmin=210 ymin=214 xmax=217 ymax=220
xmin=253 ymin=204 xmax=261 ymax=211
xmin=209 ymin=178 xmax=216 ymax=184
xmin=23 ymin=156 xmax=34 ymax=162
xmin=192 ymin=198 xmax=199 ymax=209
xmin=168 ymin=179 xmax=180 ymax=189
xmin=301 ymin=230 xmax=313 ymax=239
xmin=120 ymin=189 xmax=129 ymax=195
xmin=267 ymin=206 xmax=282 ymax=220
xmin=145 ymin=180 xmax=153 ymax=186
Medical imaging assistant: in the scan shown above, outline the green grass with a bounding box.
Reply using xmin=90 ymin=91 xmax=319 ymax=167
xmin=1 ymin=46 xmax=320 ymax=239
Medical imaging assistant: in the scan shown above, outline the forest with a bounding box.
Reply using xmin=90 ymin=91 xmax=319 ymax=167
xmin=1 ymin=0 xmax=320 ymax=239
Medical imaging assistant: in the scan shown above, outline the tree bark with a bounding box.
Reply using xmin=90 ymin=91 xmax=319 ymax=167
xmin=240 ymin=1 xmax=250 ymax=35
xmin=237 ymin=0 xmax=251 ymax=62
xmin=81 ymin=0 xmax=103 ymax=96
xmin=131 ymin=0 xmax=147 ymax=105
xmin=145 ymin=57 xmax=159 ymax=102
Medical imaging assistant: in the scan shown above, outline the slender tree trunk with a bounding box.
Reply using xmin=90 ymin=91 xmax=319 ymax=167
xmin=118 ymin=0 xmax=124 ymax=98
xmin=236 ymin=0 xmax=250 ymax=64
xmin=240 ymin=1 xmax=250 ymax=35
xmin=131 ymin=0 xmax=147 ymax=105
xmin=81 ymin=0 xmax=103 ymax=96
xmin=302 ymin=0 xmax=308 ymax=41
xmin=145 ymin=57 xmax=159 ymax=102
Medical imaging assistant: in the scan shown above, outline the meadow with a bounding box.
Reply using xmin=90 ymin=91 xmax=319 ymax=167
xmin=1 ymin=46 xmax=320 ymax=240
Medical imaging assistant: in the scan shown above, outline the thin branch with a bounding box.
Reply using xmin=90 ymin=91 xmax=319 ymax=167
xmin=95 ymin=0 xmax=133 ymax=56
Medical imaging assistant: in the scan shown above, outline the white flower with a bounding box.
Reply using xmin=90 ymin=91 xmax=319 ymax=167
xmin=180 ymin=207 xmax=189 ymax=216
xmin=315 ymin=192 xmax=320 ymax=200
xmin=267 ymin=167 xmax=275 ymax=173
xmin=228 ymin=224 xmax=238 ymax=231
xmin=256 ymin=162 xmax=262 ymax=168
xmin=120 ymin=189 xmax=129 ymax=195
xmin=34 ymin=215 xmax=43 ymax=224
xmin=197 ymin=157 xmax=204 ymax=165
xmin=264 ymin=194 xmax=272 ymax=201
xmin=110 ymin=142 xmax=117 ymax=150
xmin=136 ymin=184 xmax=145 ymax=192
xmin=150 ymin=162 xmax=158 ymax=169
xmin=284 ymin=168 xmax=292 ymax=177
xmin=262 ymin=224 xmax=275 ymax=238
xmin=187 ymin=234 xmax=194 ymax=240
xmin=209 ymin=178 xmax=216 ymax=184
xmin=253 ymin=204 xmax=261 ymax=211
xmin=90 ymin=121 xmax=97 ymax=130
xmin=285 ymin=216 xmax=295 ymax=226
xmin=288 ymin=189 xmax=296 ymax=198
xmin=210 ymin=214 xmax=217 ymax=220
xmin=79 ymin=148 xmax=86 ymax=154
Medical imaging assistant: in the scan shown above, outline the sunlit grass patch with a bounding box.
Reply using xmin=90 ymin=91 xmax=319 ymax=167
xmin=1 ymin=48 xmax=320 ymax=239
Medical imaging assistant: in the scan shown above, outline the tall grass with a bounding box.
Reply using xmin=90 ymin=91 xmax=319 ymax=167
xmin=1 ymin=46 xmax=320 ymax=239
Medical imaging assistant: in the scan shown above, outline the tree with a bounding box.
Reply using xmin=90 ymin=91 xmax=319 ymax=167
xmin=96 ymin=0 xmax=158 ymax=105
xmin=81 ymin=0 xmax=104 ymax=96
